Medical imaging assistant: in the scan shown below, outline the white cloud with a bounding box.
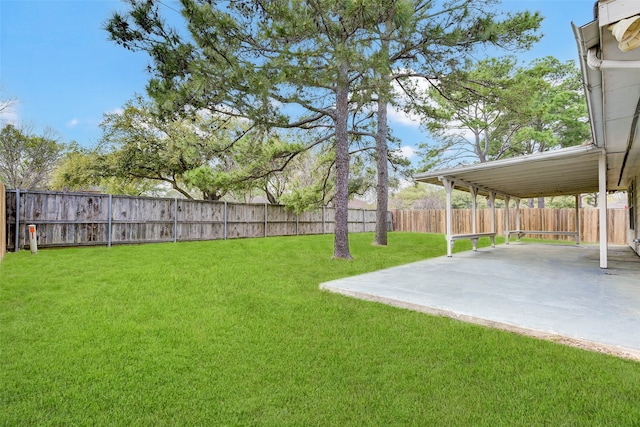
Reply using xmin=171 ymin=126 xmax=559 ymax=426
xmin=387 ymin=70 xmax=436 ymax=128
xmin=397 ymin=145 xmax=417 ymax=159
xmin=0 ymin=99 xmax=20 ymax=124
xmin=388 ymin=104 xmax=421 ymax=127
xmin=107 ymin=107 xmax=124 ymax=115
xmin=67 ymin=118 xmax=79 ymax=128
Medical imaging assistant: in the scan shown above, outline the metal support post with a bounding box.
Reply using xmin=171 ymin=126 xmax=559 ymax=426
xmin=107 ymin=194 xmax=113 ymax=248
xmin=224 ymin=201 xmax=228 ymax=240
xmin=173 ymin=198 xmax=178 ymax=243
xmin=515 ymin=198 xmax=521 ymax=242
xmin=470 ymin=186 xmax=478 ymax=234
xmin=442 ymin=178 xmax=454 ymax=257
xmin=489 ymin=192 xmax=496 ymax=236
xmin=575 ymin=194 xmax=581 ymax=245
xmin=505 ymin=196 xmax=511 ymax=244
xmin=14 ymin=189 xmax=20 ymax=252
xmin=599 ymin=153 xmax=608 ymax=268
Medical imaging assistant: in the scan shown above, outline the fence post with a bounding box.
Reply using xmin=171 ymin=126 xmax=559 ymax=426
xmin=264 ymin=203 xmax=268 ymax=238
xmin=575 ymin=195 xmax=581 ymax=245
xmin=296 ymin=213 xmax=299 ymax=236
xmin=362 ymin=209 xmax=366 ymax=232
xmin=489 ymin=193 xmax=496 ymax=235
xmin=14 ymin=189 xmax=20 ymax=252
xmin=505 ymin=196 xmax=511 ymax=244
xmin=107 ymin=194 xmax=113 ymax=248
xmin=322 ymin=206 xmax=326 ymax=234
xmin=174 ymin=198 xmax=178 ymax=243
xmin=224 ymin=201 xmax=228 ymax=240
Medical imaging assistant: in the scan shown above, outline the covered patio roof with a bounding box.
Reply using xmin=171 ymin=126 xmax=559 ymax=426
xmin=412 ymin=1 xmax=640 ymax=268
xmin=413 ymin=144 xmax=604 ymax=200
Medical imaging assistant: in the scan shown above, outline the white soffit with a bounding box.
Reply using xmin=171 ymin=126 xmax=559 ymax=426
xmin=574 ymin=6 xmax=640 ymax=191
xmin=598 ymin=0 xmax=640 ymax=27
xmin=414 ymin=145 xmax=604 ymax=199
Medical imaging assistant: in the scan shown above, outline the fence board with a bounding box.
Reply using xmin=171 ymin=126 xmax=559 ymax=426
xmin=298 ymin=210 xmax=324 ymax=235
xmin=392 ymin=208 xmax=629 ymax=245
xmin=177 ymin=199 xmax=224 ymax=241
xmin=0 ymin=183 xmax=5 ymax=260
xmin=5 ymin=191 xmax=16 ymax=248
xmin=3 ymin=190 xmax=629 ymax=250
xmin=4 ymin=190 xmax=386 ymax=250
xmin=227 ymin=203 xmax=266 ymax=239
xmin=110 ymin=195 xmax=176 ymax=244
xmin=266 ymin=204 xmax=297 ymax=236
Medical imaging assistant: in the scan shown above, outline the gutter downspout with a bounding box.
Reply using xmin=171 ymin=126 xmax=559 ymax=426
xmin=573 ymin=22 xmax=604 ymax=148
xmin=587 ymin=48 xmax=640 ymax=187
xmin=587 ymin=48 xmax=640 ymax=70
xmin=599 ymin=152 xmax=608 ymax=269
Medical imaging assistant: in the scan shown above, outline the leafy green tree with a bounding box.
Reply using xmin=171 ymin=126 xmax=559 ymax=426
xmin=545 ymin=195 xmax=580 ymax=209
xmin=418 ymin=57 xmax=526 ymax=166
xmin=179 ymin=128 xmax=305 ymax=201
xmin=512 ymin=57 xmax=590 ymax=209
xmin=97 ymin=100 xmax=215 ymax=199
xmin=510 ymin=57 xmax=590 ymax=155
xmin=279 ymin=149 xmax=336 ymax=213
xmin=50 ymin=143 xmax=158 ymax=195
xmin=107 ymin=0 xmax=386 ymax=258
xmin=363 ymin=1 xmax=540 ymax=245
xmin=50 ymin=144 xmax=97 ymax=191
xmin=0 ymin=123 xmax=65 ymax=189
xmin=106 ymin=0 xmax=540 ymax=257
xmin=390 ymin=183 xmax=444 ymax=210
xmin=418 ymin=56 xmax=589 ymax=170
xmin=94 ymin=98 xmax=304 ymax=201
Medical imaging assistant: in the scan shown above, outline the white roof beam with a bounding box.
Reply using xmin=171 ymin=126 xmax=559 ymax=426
xmin=437 ymin=176 xmax=516 ymax=201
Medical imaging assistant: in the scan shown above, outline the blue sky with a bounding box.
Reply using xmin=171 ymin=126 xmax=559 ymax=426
xmin=1 ymin=0 xmax=597 ymax=156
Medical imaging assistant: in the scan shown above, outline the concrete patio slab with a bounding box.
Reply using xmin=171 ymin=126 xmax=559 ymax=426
xmin=320 ymin=243 xmax=640 ymax=360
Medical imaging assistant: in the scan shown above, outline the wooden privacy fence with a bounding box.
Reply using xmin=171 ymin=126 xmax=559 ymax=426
xmin=5 ymin=190 xmax=391 ymax=251
xmin=0 ymin=182 xmax=6 ymax=260
xmin=392 ymin=208 xmax=629 ymax=245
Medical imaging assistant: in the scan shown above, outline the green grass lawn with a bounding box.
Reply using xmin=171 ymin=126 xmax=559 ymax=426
xmin=1 ymin=232 xmax=638 ymax=425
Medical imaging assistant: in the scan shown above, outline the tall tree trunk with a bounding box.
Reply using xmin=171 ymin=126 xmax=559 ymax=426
xmin=374 ymin=31 xmax=391 ymax=246
xmin=537 ymin=197 xmax=545 ymax=208
xmin=333 ymin=63 xmax=352 ymax=259
xmin=374 ymin=95 xmax=389 ymax=246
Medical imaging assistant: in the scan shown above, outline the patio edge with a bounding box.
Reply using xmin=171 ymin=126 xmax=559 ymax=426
xmin=319 ymin=283 xmax=640 ymax=362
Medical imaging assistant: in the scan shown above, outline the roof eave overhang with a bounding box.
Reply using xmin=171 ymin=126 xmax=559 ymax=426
xmin=414 ymin=144 xmax=605 ymax=200
xmin=573 ymin=20 xmax=605 ymax=148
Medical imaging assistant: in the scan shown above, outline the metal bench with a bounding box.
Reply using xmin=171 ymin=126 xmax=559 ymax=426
xmin=448 ymin=232 xmax=497 ymax=257
xmin=506 ymin=230 xmax=579 ymax=245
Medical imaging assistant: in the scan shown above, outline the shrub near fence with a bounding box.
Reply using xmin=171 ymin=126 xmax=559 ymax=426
xmin=4 ymin=190 xmax=390 ymax=251
xmin=392 ymin=208 xmax=629 ymax=245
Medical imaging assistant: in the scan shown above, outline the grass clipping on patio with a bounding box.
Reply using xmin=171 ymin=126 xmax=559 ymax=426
xmin=1 ymin=233 xmax=639 ymax=425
